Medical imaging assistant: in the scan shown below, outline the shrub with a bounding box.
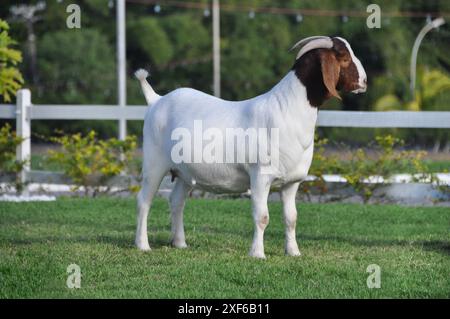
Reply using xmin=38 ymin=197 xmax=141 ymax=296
xmin=299 ymin=136 xmax=342 ymax=201
xmin=0 ymin=123 xmax=27 ymax=193
xmin=300 ymin=134 xmax=439 ymax=203
xmin=47 ymin=131 xmax=138 ymax=197
xmin=342 ymin=135 xmax=434 ymax=202
xmin=0 ymin=19 xmax=23 ymax=102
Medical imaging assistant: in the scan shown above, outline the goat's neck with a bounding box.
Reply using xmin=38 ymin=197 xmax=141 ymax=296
xmin=262 ymin=71 xmax=318 ymax=149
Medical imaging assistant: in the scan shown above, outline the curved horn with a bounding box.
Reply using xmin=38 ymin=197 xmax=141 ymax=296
xmin=289 ymin=36 xmax=331 ymax=52
xmin=295 ymin=37 xmax=333 ymax=60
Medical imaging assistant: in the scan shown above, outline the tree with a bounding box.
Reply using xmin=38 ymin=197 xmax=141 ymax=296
xmin=37 ymin=28 xmax=115 ymax=104
xmin=34 ymin=28 xmax=117 ymax=137
xmin=0 ymin=19 xmax=23 ymax=102
xmin=9 ymin=2 xmax=46 ymax=86
xmin=1 ymin=0 xmax=449 ymax=144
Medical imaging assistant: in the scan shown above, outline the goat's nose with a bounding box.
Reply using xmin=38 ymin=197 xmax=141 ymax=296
xmin=360 ymin=78 xmax=367 ymax=90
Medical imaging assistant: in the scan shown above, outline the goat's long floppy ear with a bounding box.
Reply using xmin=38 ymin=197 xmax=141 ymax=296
xmin=319 ymin=50 xmax=341 ymax=100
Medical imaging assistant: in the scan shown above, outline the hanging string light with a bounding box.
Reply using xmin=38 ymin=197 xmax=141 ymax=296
xmin=203 ymin=7 xmax=210 ymax=17
xmin=248 ymin=10 xmax=255 ymax=19
xmin=127 ymin=0 xmax=450 ymax=19
xmin=295 ymin=13 xmax=303 ymax=23
xmin=154 ymin=4 xmax=161 ymax=14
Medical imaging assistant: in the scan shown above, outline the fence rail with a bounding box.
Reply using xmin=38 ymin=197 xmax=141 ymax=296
xmin=28 ymin=105 xmax=148 ymax=120
xmin=317 ymin=110 xmax=450 ymax=128
xmin=1 ymin=89 xmax=449 ymax=191
xmin=2 ymin=94 xmax=450 ymax=127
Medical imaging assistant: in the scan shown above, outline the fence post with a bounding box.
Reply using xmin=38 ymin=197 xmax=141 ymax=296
xmin=16 ymin=89 xmax=32 ymax=195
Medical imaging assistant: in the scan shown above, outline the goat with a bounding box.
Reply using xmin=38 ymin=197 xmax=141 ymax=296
xmin=134 ymin=36 xmax=367 ymax=258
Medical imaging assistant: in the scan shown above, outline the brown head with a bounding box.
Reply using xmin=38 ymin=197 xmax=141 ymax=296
xmin=291 ymin=36 xmax=367 ymax=107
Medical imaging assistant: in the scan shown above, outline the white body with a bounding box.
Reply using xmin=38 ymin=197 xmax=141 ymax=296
xmin=136 ymin=71 xmax=316 ymax=258
xmin=145 ymin=71 xmax=317 ymax=190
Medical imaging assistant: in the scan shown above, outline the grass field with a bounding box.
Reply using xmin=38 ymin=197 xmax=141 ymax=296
xmin=0 ymin=197 xmax=449 ymax=298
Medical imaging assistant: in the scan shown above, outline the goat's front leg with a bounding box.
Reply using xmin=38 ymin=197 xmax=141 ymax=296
xmin=249 ymin=173 xmax=272 ymax=259
xmin=280 ymin=182 xmax=301 ymax=256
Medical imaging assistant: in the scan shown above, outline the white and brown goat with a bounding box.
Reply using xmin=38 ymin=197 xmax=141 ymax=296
xmin=134 ymin=36 xmax=367 ymax=258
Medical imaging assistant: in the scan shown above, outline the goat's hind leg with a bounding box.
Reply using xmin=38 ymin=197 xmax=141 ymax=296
xmin=169 ymin=179 xmax=191 ymax=248
xmin=135 ymin=166 xmax=168 ymax=251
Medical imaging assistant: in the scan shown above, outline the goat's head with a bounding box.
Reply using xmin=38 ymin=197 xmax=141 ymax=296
xmin=291 ymin=36 xmax=367 ymax=107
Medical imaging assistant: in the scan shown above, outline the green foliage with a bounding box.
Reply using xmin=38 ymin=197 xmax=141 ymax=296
xmin=221 ymin=14 xmax=293 ymax=99
xmin=36 ymin=28 xmax=115 ymax=104
xmin=161 ymin=14 xmax=211 ymax=63
xmin=0 ymin=19 xmax=23 ymax=102
xmin=1 ymin=0 xmax=450 ymax=144
xmin=32 ymin=28 xmax=118 ymax=137
xmin=374 ymin=94 xmax=402 ymax=111
xmin=342 ymin=135 xmax=432 ymax=202
xmin=374 ymin=68 xmax=450 ymax=147
xmin=302 ymin=134 xmax=439 ymax=203
xmin=47 ymin=131 xmax=138 ymax=196
xmin=417 ymin=68 xmax=450 ymax=111
xmin=299 ymin=136 xmax=342 ymax=198
xmin=375 ymin=68 xmax=450 ymax=112
xmin=0 ymin=123 xmax=27 ymax=193
xmin=128 ymin=17 xmax=174 ymax=67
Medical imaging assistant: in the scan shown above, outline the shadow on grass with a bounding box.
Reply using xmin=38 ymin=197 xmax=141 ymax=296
xmin=300 ymin=234 xmax=450 ymax=256
xmin=178 ymin=224 xmax=450 ymax=257
xmin=422 ymin=241 xmax=450 ymax=256
xmin=3 ymin=230 xmax=449 ymax=257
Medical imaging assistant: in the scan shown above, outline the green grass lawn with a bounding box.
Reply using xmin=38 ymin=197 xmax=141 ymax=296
xmin=0 ymin=197 xmax=449 ymax=298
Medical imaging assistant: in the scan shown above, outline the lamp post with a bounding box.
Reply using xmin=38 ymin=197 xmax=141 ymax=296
xmin=212 ymin=0 xmax=221 ymax=98
xmin=410 ymin=17 xmax=445 ymax=96
xmin=117 ymin=0 xmax=126 ymax=140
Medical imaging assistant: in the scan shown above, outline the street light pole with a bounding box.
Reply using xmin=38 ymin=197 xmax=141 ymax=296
xmin=117 ymin=0 xmax=127 ymax=140
xmin=410 ymin=17 xmax=445 ymax=96
xmin=212 ymin=0 xmax=221 ymax=98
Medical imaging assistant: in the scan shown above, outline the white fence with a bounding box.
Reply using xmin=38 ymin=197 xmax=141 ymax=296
xmin=1 ymin=89 xmax=450 ymax=188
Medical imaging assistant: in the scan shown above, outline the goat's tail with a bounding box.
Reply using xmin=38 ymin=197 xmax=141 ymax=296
xmin=134 ymin=69 xmax=160 ymax=106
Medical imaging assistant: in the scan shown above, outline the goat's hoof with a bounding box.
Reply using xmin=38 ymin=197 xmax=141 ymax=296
xmin=171 ymin=240 xmax=188 ymax=249
xmin=286 ymin=249 xmax=301 ymax=257
xmin=285 ymin=245 xmax=301 ymax=256
xmin=136 ymin=241 xmax=151 ymax=251
xmin=249 ymin=250 xmax=266 ymax=259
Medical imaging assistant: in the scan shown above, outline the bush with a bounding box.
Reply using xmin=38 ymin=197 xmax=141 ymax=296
xmin=299 ymin=136 xmax=342 ymax=200
xmin=47 ymin=131 xmax=138 ymax=197
xmin=0 ymin=19 xmax=23 ymax=102
xmin=0 ymin=123 xmax=27 ymax=193
xmin=301 ymin=134 xmax=438 ymax=203
xmin=342 ymin=135 xmax=432 ymax=202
